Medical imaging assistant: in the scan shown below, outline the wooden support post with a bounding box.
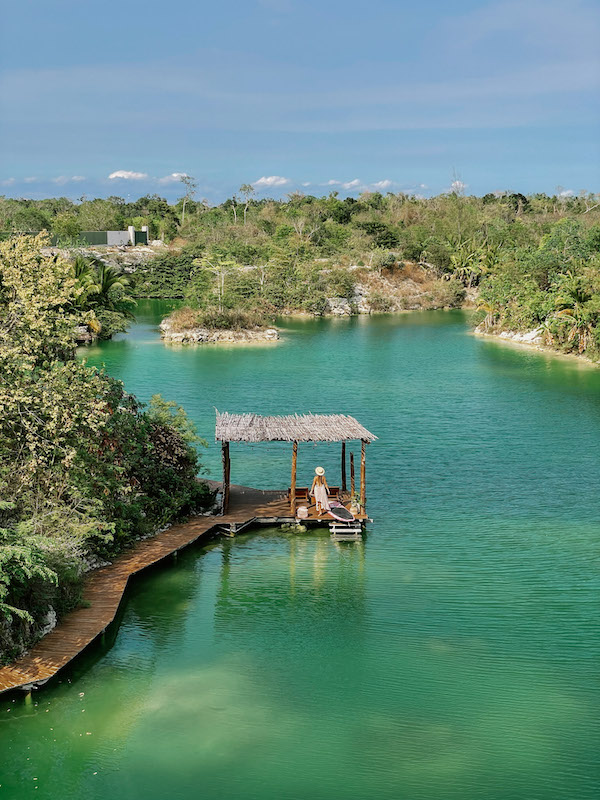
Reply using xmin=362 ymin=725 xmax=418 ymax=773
xmin=290 ymin=440 xmax=298 ymax=516
xmin=360 ymin=440 xmax=366 ymax=510
xmin=350 ymin=452 xmax=355 ymax=497
xmin=222 ymin=441 xmax=230 ymax=514
xmin=341 ymin=441 xmax=347 ymax=492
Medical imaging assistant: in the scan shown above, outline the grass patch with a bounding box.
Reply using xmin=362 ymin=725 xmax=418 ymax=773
xmin=167 ymin=306 xmax=272 ymax=332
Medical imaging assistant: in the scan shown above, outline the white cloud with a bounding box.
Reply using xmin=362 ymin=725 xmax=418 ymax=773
xmin=1 ymin=177 xmax=15 ymax=186
xmin=301 ymin=181 xmax=311 ymax=187
xmin=24 ymin=176 xmax=37 ymax=183
xmin=325 ymin=178 xmax=396 ymax=192
xmin=252 ymin=175 xmax=290 ymax=189
xmin=53 ymin=175 xmax=86 ymax=185
xmin=158 ymin=172 xmax=190 ymax=184
xmin=108 ymin=170 xmax=149 ymax=180
xmin=559 ymin=188 xmax=574 ymax=197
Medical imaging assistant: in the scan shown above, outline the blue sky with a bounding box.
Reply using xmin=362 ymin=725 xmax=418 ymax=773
xmin=1 ymin=0 xmax=599 ymax=202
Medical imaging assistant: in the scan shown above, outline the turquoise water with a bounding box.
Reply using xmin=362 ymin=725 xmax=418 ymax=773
xmin=1 ymin=301 xmax=599 ymax=799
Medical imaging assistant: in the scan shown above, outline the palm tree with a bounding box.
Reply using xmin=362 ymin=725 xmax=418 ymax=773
xmin=449 ymin=240 xmax=485 ymax=287
xmin=552 ymin=271 xmax=595 ymax=353
xmin=477 ymin=300 xmax=499 ymax=331
xmin=86 ymin=263 xmax=136 ymax=318
xmin=71 ymin=257 xmax=137 ymax=338
xmin=72 ymin=255 xmax=97 ymax=309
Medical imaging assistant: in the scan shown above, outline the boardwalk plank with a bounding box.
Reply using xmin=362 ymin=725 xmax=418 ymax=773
xmin=0 ymin=484 xmax=362 ymax=694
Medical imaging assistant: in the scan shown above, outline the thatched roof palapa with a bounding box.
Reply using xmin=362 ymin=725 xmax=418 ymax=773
xmin=215 ymin=412 xmax=377 ymax=443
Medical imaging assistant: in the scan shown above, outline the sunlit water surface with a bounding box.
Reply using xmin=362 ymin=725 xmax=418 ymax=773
xmin=1 ymin=302 xmax=599 ymax=800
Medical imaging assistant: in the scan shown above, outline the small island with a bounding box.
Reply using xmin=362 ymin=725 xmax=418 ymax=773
xmin=159 ymin=306 xmax=280 ymax=344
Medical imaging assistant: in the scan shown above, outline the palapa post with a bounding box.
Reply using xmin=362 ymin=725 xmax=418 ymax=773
xmin=222 ymin=441 xmax=230 ymax=513
xmin=350 ymin=452 xmax=355 ymax=497
xmin=360 ymin=440 xmax=367 ymax=509
xmin=341 ymin=441 xmax=347 ymax=492
xmin=290 ymin=440 xmax=298 ymax=516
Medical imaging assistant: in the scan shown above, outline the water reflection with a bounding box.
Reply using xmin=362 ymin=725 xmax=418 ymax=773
xmin=214 ymin=530 xmax=366 ymax=638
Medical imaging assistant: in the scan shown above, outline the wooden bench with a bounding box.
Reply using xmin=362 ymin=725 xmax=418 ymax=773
xmin=288 ymin=487 xmax=310 ymax=502
xmin=287 ymin=486 xmax=341 ymax=503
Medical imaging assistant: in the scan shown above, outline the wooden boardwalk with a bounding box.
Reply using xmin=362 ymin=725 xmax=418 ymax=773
xmin=0 ymin=484 xmax=365 ymax=695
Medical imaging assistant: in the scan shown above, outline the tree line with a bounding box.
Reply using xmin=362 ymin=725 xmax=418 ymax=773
xmin=3 ymin=188 xmax=600 ymax=353
xmin=0 ymin=235 xmax=212 ymax=661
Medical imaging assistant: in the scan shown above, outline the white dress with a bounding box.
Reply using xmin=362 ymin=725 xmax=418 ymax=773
xmin=312 ymin=481 xmax=331 ymax=511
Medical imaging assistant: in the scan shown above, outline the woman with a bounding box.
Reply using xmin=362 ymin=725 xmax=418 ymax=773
xmin=310 ymin=466 xmax=330 ymax=515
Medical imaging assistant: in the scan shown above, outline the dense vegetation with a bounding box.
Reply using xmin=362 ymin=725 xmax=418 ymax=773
xmin=1 ymin=189 xmax=599 ymax=660
xmin=0 ymin=235 xmax=212 ymax=661
xmin=478 ymin=219 xmax=600 ymax=355
xmin=3 ymin=189 xmax=600 ymax=354
xmin=0 ymin=195 xmax=180 ymax=242
xmin=72 ymin=254 xmax=137 ymax=339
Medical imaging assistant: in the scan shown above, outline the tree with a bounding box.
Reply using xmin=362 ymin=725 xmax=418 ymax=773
xmin=371 ymin=248 xmax=396 ymax=273
xmin=179 ymin=174 xmax=198 ymax=226
xmin=448 ymin=240 xmax=484 ymax=287
xmin=77 ymin=199 xmax=123 ymax=232
xmin=191 ymin=254 xmax=238 ymax=312
xmin=86 ymin=264 xmax=135 ymax=315
xmin=0 ymin=233 xmax=78 ymax=366
xmin=239 ymin=184 xmax=255 ymax=225
xmin=0 ymin=234 xmax=211 ymax=650
xmin=552 ymin=270 xmax=599 ymax=353
xmin=53 ymin=212 xmax=82 ymax=240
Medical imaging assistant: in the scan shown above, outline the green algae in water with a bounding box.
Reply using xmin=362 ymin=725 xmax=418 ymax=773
xmin=1 ymin=303 xmax=599 ymax=799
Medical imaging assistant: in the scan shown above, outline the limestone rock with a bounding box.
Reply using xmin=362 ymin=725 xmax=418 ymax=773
xmin=40 ymin=607 xmax=57 ymax=637
xmin=326 ymin=297 xmax=353 ymax=316
xmin=74 ymin=325 xmax=95 ymax=345
xmin=160 ymin=318 xmax=280 ymax=344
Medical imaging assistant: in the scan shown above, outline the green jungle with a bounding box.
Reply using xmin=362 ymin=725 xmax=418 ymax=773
xmin=1 ymin=187 xmax=600 ymax=660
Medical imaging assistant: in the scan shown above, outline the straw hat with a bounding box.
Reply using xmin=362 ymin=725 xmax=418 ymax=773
xmin=315 ymin=466 xmax=325 ymax=476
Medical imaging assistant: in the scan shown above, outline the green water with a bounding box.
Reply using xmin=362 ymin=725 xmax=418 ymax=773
xmin=2 ymin=301 xmax=599 ymax=799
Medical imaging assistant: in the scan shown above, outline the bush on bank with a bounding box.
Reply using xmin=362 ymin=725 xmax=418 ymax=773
xmin=0 ymin=235 xmax=212 ymax=662
xmin=478 ymin=219 xmax=600 ymax=356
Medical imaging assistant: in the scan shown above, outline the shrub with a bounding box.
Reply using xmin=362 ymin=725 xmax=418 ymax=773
xmin=326 ymin=267 xmax=356 ymax=299
xmin=368 ymin=292 xmax=394 ymax=312
xmin=167 ymin=306 xmax=202 ymax=332
xmin=303 ymin=289 xmax=328 ymax=315
xmin=429 ymin=278 xmax=467 ymax=308
xmin=198 ymin=307 xmax=268 ymax=330
xmin=372 ymin=249 xmax=397 ymax=273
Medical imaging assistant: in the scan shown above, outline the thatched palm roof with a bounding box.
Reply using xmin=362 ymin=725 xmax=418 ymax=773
xmin=215 ymin=412 xmax=377 ymax=443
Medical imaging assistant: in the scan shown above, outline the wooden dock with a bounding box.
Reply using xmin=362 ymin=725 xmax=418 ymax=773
xmin=0 ymin=484 xmax=367 ymax=696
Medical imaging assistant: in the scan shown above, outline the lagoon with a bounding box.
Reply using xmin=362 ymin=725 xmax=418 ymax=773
xmin=1 ymin=302 xmax=599 ymax=799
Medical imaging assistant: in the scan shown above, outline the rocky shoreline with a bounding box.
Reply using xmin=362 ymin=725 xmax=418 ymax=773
xmin=160 ymin=318 xmax=279 ymax=344
xmin=473 ymin=323 xmax=598 ymax=366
